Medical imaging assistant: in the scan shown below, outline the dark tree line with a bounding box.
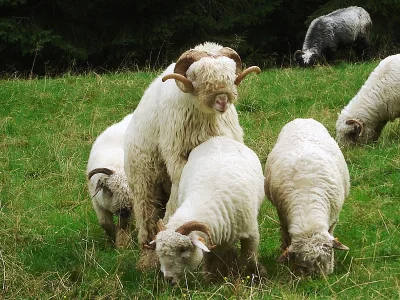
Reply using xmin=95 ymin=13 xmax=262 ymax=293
xmin=0 ymin=0 xmax=399 ymax=75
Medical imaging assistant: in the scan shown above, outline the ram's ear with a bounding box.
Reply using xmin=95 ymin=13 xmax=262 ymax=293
xmin=92 ymin=181 xmax=104 ymax=197
xmin=191 ymin=235 xmax=210 ymax=252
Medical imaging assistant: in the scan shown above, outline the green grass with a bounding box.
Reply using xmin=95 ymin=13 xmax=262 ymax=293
xmin=1 ymin=61 xmax=399 ymax=299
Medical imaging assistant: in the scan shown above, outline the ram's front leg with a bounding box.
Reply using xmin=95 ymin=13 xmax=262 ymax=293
xmin=164 ymin=154 xmax=188 ymax=221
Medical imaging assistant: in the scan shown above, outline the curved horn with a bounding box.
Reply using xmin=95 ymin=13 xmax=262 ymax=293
xmin=218 ymin=47 xmax=242 ymax=75
xmin=88 ymin=168 xmax=114 ymax=180
xmin=175 ymin=221 xmax=215 ymax=248
xmin=345 ymin=119 xmax=365 ymax=136
xmin=162 ymin=73 xmax=194 ymax=93
xmin=174 ymin=49 xmax=209 ymax=76
xmin=162 ymin=49 xmax=209 ymax=93
xmin=234 ymin=66 xmax=262 ymax=85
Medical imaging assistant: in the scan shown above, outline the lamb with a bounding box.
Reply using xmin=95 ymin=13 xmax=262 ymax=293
xmin=124 ymin=42 xmax=261 ymax=270
xmin=264 ymin=118 xmax=350 ymax=275
xmin=87 ymin=113 xmax=134 ymax=248
xmin=151 ymin=136 xmax=266 ymax=285
xmin=336 ymin=54 xmax=400 ymax=145
xmin=294 ymin=6 xmax=372 ymax=67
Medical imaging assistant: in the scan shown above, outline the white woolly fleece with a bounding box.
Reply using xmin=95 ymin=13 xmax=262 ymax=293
xmin=336 ymin=54 xmax=400 ymax=144
xmin=155 ymin=136 xmax=265 ymax=282
xmin=265 ymin=118 xmax=350 ymax=275
xmin=87 ymin=113 xmax=133 ymax=214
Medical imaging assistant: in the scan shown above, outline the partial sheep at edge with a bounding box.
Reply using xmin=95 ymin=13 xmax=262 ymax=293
xmin=87 ymin=113 xmax=134 ymax=248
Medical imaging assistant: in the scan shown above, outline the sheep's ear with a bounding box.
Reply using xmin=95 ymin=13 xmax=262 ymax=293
xmin=332 ymin=239 xmax=349 ymax=251
xmin=92 ymin=181 xmax=104 ymax=197
xmin=191 ymin=235 xmax=210 ymax=252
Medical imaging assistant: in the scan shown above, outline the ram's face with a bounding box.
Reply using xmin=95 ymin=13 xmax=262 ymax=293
xmin=155 ymin=231 xmax=204 ymax=285
xmin=291 ymin=244 xmax=334 ymax=275
xmin=336 ymin=115 xmax=382 ymax=146
xmin=187 ymin=57 xmax=238 ymax=114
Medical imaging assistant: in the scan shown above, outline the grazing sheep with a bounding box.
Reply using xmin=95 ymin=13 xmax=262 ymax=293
xmin=265 ymin=118 xmax=350 ymax=275
xmin=294 ymin=6 xmax=372 ymax=67
xmin=151 ymin=136 xmax=266 ymax=285
xmin=87 ymin=113 xmax=134 ymax=248
xmin=124 ymin=42 xmax=261 ymax=270
xmin=336 ymin=54 xmax=400 ymax=145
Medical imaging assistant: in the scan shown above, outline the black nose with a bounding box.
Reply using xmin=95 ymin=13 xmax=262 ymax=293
xmin=165 ymin=276 xmax=176 ymax=286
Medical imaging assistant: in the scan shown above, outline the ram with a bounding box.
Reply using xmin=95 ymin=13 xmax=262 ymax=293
xmin=87 ymin=113 xmax=133 ymax=248
xmin=124 ymin=42 xmax=261 ymax=270
xmin=151 ymin=136 xmax=266 ymax=285
xmin=265 ymin=118 xmax=350 ymax=275
xmin=294 ymin=6 xmax=371 ymax=67
xmin=336 ymin=54 xmax=400 ymax=145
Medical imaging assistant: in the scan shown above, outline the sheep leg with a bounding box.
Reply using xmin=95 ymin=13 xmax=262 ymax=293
xmin=163 ymin=154 xmax=188 ymax=221
xmin=277 ymin=211 xmax=290 ymax=250
xmin=115 ymin=210 xmax=132 ymax=248
xmin=280 ymin=227 xmax=290 ymax=251
xmin=92 ymin=201 xmax=116 ymax=241
xmin=132 ymin=180 xmax=163 ymax=270
xmin=240 ymin=233 xmax=267 ymax=278
xmin=164 ymin=183 xmax=179 ymax=222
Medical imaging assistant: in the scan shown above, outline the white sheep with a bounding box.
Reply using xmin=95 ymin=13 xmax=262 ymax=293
xmin=336 ymin=54 xmax=400 ymax=145
xmin=265 ymin=118 xmax=350 ymax=275
xmin=124 ymin=42 xmax=261 ymax=270
xmin=151 ymin=136 xmax=266 ymax=285
xmin=294 ymin=6 xmax=372 ymax=67
xmin=87 ymin=113 xmax=134 ymax=248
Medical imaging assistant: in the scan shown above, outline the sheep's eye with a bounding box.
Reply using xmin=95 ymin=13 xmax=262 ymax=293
xmin=178 ymin=247 xmax=187 ymax=253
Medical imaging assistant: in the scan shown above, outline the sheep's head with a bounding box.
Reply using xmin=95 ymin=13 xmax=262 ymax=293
xmin=88 ymin=168 xmax=133 ymax=216
xmin=278 ymin=233 xmax=349 ymax=276
xmin=294 ymin=49 xmax=318 ymax=67
xmin=162 ymin=46 xmax=261 ymax=114
xmin=151 ymin=220 xmax=214 ymax=285
xmin=335 ymin=114 xmax=385 ymax=145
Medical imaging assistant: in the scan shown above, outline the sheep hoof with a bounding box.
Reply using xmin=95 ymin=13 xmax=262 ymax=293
xmin=115 ymin=229 xmax=131 ymax=249
xmin=136 ymin=250 xmax=159 ymax=271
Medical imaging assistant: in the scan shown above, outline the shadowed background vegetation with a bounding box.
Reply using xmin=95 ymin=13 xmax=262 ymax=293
xmin=1 ymin=0 xmax=400 ymax=75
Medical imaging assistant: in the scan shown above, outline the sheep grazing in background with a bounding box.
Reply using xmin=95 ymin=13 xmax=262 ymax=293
xmin=124 ymin=42 xmax=261 ymax=270
xmin=336 ymin=54 xmax=400 ymax=145
xmin=151 ymin=136 xmax=267 ymax=285
xmin=265 ymin=118 xmax=350 ymax=275
xmin=87 ymin=113 xmax=134 ymax=248
xmin=294 ymin=6 xmax=372 ymax=67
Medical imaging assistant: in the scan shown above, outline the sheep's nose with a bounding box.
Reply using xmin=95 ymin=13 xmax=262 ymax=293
xmin=164 ymin=276 xmax=176 ymax=286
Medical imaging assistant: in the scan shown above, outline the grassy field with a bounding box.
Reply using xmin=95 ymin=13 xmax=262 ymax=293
xmin=1 ymin=60 xmax=399 ymax=299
